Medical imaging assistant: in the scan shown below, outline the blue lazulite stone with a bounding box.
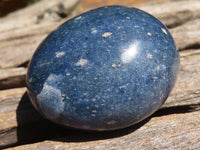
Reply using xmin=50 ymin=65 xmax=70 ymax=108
xmin=27 ymin=6 xmax=179 ymax=131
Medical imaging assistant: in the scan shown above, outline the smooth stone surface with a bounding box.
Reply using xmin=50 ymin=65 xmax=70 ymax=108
xmin=27 ymin=6 xmax=179 ymax=131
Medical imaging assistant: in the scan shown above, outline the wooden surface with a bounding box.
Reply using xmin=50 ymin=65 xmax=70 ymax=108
xmin=0 ymin=0 xmax=200 ymax=149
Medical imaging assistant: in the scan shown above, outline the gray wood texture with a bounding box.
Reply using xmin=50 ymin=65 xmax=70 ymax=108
xmin=0 ymin=0 xmax=200 ymax=149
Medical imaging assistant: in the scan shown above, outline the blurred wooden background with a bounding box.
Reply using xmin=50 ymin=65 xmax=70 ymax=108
xmin=0 ymin=0 xmax=200 ymax=149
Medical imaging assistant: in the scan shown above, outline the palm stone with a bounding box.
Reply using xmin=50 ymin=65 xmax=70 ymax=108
xmin=26 ymin=6 xmax=179 ymax=131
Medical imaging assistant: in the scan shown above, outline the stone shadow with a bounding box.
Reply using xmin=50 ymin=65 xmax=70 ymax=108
xmin=14 ymin=91 xmax=150 ymax=147
xmin=12 ymin=91 xmax=200 ymax=148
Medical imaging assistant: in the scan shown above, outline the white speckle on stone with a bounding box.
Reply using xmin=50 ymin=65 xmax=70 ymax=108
xmin=160 ymin=93 xmax=164 ymax=100
xmin=134 ymin=25 xmax=139 ymax=28
xmin=61 ymin=94 xmax=69 ymax=100
xmin=155 ymin=66 xmax=160 ymax=71
xmin=121 ymin=41 xmax=140 ymax=64
xmin=55 ymin=51 xmax=65 ymax=58
xmin=151 ymin=77 xmax=158 ymax=82
xmin=75 ymin=59 xmax=88 ymax=66
xmin=119 ymin=83 xmax=129 ymax=89
xmin=91 ymin=28 xmax=98 ymax=34
xmin=155 ymin=65 xmax=166 ymax=72
xmin=86 ymin=106 xmax=90 ymax=109
xmin=147 ymin=53 xmax=153 ymax=59
xmin=153 ymin=49 xmax=158 ymax=53
xmin=117 ymin=26 xmax=121 ymax=29
xmin=92 ymin=98 xmax=96 ymax=102
xmin=85 ymin=99 xmax=89 ymax=102
xmin=102 ymin=32 xmax=112 ymax=37
xmin=112 ymin=63 xmax=117 ymax=67
xmin=66 ymin=72 xmax=71 ymax=76
xmin=161 ymin=28 xmax=167 ymax=34
xmin=92 ymin=110 xmax=97 ymax=113
xmin=107 ymin=88 xmax=111 ymax=92
xmin=91 ymin=114 xmax=96 ymax=117
xmin=126 ymin=17 xmax=130 ymax=19
xmin=75 ymin=16 xmax=82 ymax=20
xmin=147 ymin=32 xmax=152 ymax=36
xmin=106 ymin=120 xmax=117 ymax=125
xmin=153 ymin=77 xmax=158 ymax=80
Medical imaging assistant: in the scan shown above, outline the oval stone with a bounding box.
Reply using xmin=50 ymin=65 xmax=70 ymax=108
xmin=27 ymin=6 xmax=179 ymax=131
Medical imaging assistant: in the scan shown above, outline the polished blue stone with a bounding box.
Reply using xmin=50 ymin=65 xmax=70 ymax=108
xmin=27 ymin=6 xmax=179 ymax=131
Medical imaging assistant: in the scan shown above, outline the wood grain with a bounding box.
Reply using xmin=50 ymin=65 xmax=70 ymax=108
xmin=5 ymin=111 xmax=200 ymax=150
xmin=0 ymin=22 xmax=59 ymax=68
xmin=137 ymin=0 xmax=200 ymax=28
xmin=0 ymin=0 xmax=80 ymax=31
xmin=77 ymin=0 xmax=200 ymax=28
xmin=173 ymin=49 xmax=200 ymax=94
xmin=77 ymin=0 xmax=167 ymax=14
xmin=170 ymin=19 xmax=200 ymax=50
xmin=0 ymin=68 xmax=27 ymax=90
xmin=0 ymin=0 xmax=200 ymax=149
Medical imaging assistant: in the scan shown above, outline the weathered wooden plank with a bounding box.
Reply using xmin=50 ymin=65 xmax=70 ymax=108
xmin=2 ymin=0 xmax=200 ymax=32
xmin=170 ymin=19 xmax=200 ymax=50
xmin=137 ymin=0 xmax=200 ymax=28
xmin=77 ymin=0 xmax=200 ymax=28
xmin=77 ymin=0 xmax=166 ymax=15
xmin=0 ymin=68 xmax=27 ymax=90
xmin=172 ymin=49 xmax=200 ymax=94
xmin=1 ymin=88 xmax=200 ymax=149
xmin=4 ymin=108 xmax=200 ymax=150
xmin=0 ymin=0 xmax=80 ymax=31
xmin=0 ymin=22 xmax=58 ymax=68
xmin=0 ymin=0 xmax=200 ymax=69
xmin=0 ymin=88 xmax=44 ymax=149
xmin=0 ymin=88 xmax=26 ymax=131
